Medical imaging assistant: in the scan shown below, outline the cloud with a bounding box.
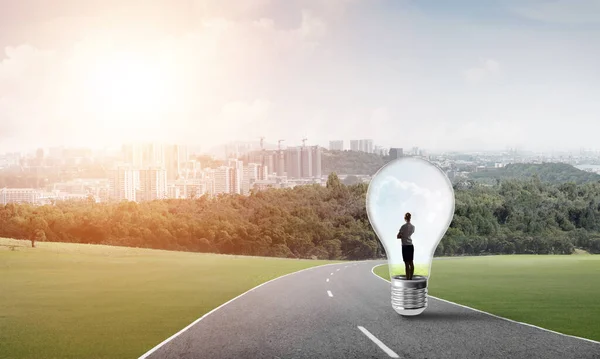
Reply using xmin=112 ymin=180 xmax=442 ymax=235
xmin=370 ymin=175 xmax=443 ymax=211
xmin=0 ymin=3 xmax=333 ymax=151
xmin=464 ymin=58 xmax=500 ymax=84
xmin=512 ymin=0 xmax=600 ymax=24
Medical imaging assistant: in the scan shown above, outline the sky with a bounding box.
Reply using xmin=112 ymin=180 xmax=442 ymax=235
xmin=367 ymin=156 xmax=454 ymax=269
xmin=0 ymin=0 xmax=599 ymax=153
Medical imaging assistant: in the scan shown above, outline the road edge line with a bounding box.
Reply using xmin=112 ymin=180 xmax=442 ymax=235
xmin=138 ymin=261 xmax=364 ymax=358
xmin=370 ymin=263 xmax=600 ymax=345
xmin=357 ymin=326 xmax=400 ymax=358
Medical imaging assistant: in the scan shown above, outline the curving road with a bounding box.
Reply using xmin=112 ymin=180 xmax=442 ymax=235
xmin=140 ymin=260 xmax=600 ymax=359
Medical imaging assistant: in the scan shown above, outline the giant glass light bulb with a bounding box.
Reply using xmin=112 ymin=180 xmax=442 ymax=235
xmin=366 ymin=157 xmax=455 ymax=316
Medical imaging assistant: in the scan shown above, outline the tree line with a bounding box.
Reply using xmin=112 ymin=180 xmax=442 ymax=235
xmin=2 ymin=173 xmax=600 ymax=259
xmin=469 ymin=163 xmax=600 ymax=185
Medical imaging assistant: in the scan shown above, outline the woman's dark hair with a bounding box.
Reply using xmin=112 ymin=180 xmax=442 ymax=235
xmin=405 ymin=212 xmax=411 ymax=221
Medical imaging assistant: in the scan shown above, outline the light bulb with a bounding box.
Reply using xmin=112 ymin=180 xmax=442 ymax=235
xmin=366 ymin=157 xmax=455 ymax=316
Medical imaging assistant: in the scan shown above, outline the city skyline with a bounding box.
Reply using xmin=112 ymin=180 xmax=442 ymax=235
xmin=1 ymin=1 xmax=599 ymax=153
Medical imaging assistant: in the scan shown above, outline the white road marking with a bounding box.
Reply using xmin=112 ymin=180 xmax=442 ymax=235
xmin=336 ymin=268 xmax=340 ymax=272
xmin=330 ymin=272 xmax=334 ymax=275
xmin=327 ymin=290 xmax=333 ymax=297
xmin=345 ymin=265 xmax=348 ymax=268
xmin=326 ymin=278 xmax=329 ymax=282
xmin=369 ymin=264 xmax=600 ymax=345
xmin=137 ymin=261 xmax=369 ymax=359
xmin=357 ymin=326 xmax=400 ymax=358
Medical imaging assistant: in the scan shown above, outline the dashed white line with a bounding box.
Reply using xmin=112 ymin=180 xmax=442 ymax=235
xmin=330 ymin=272 xmax=334 ymax=275
xmin=358 ymin=326 xmax=399 ymax=358
xmin=327 ymin=290 xmax=333 ymax=297
xmin=336 ymin=268 xmax=340 ymax=272
xmin=326 ymin=278 xmax=329 ymax=282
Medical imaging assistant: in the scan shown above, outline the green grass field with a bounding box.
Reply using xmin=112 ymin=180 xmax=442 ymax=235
xmin=0 ymin=239 xmax=338 ymax=359
xmin=374 ymin=255 xmax=600 ymax=342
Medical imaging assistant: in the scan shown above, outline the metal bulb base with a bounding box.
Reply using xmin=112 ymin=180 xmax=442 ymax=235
xmin=391 ymin=275 xmax=428 ymax=316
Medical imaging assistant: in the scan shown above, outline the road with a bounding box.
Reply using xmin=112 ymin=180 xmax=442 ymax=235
xmin=141 ymin=260 xmax=600 ymax=359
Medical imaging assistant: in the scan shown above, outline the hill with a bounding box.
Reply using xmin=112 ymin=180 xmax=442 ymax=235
xmin=321 ymin=150 xmax=389 ymax=175
xmin=469 ymin=163 xmax=600 ymax=184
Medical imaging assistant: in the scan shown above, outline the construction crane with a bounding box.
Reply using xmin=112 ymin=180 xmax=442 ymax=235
xmin=302 ymin=137 xmax=307 ymax=147
xmin=278 ymin=139 xmax=285 ymax=151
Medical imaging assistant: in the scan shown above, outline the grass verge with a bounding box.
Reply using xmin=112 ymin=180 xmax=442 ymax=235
xmin=0 ymin=238 xmax=339 ymax=359
xmin=373 ymin=255 xmax=600 ymax=342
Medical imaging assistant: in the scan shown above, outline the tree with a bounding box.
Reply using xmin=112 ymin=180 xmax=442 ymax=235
xmin=326 ymin=172 xmax=342 ymax=190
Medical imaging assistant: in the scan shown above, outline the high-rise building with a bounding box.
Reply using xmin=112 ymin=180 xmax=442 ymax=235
xmin=123 ymin=142 xmax=165 ymax=168
xmin=311 ymin=146 xmax=322 ymax=179
xmin=389 ymin=148 xmax=403 ymax=159
xmin=138 ymin=167 xmax=167 ymax=201
xmin=365 ymin=139 xmax=374 ymax=153
xmin=109 ymin=165 xmax=139 ymax=202
xmin=165 ymin=145 xmax=181 ymax=182
xmin=243 ymin=163 xmax=262 ymax=195
xmin=276 ymin=150 xmax=285 ymax=177
xmin=228 ymin=159 xmax=244 ymax=195
xmin=285 ymin=147 xmax=302 ymax=179
xmin=300 ymin=146 xmax=312 ymax=178
xmin=354 ymin=139 xmax=374 ymax=153
xmin=214 ymin=166 xmax=232 ymax=195
xmin=329 ymin=140 xmax=344 ymax=151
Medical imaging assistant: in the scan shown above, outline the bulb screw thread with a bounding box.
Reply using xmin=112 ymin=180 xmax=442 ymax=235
xmin=390 ymin=275 xmax=428 ymax=316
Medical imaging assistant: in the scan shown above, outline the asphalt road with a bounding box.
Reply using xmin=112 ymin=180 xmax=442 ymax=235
xmin=141 ymin=260 xmax=600 ymax=359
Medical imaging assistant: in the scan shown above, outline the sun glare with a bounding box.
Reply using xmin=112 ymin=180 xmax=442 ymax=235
xmin=85 ymin=52 xmax=173 ymax=112
xmin=76 ymin=51 xmax=178 ymax=137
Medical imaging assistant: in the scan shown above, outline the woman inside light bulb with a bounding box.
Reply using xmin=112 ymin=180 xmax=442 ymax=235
xmin=397 ymin=212 xmax=415 ymax=280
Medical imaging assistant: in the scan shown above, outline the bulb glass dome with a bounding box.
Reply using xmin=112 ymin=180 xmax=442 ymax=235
xmin=366 ymin=157 xmax=455 ymax=315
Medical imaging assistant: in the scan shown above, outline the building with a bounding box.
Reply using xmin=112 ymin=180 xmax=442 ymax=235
xmin=0 ymin=188 xmax=39 ymax=205
xmin=108 ymin=165 xmax=139 ymax=202
xmin=181 ymin=159 xmax=201 ymax=180
xmin=172 ymin=179 xmax=206 ymax=199
xmin=276 ymin=150 xmax=285 ymax=176
xmin=350 ymin=139 xmax=374 ymax=153
xmin=213 ymin=166 xmax=232 ymax=195
xmin=52 ymin=179 xmax=109 ymax=199
xmin=389 ymin=148 xmax=403 ymax=159
xmin=363 ymin=139 xmax=374 ymax=153
xmin=329 ymin=140 xmax=344 ymax=151
xmin=138 ymin=167 xmax=167 ymax=201
xmin=252 ymin=180 xmax=277 ymax=191
xmin=167 ymin=184 xmax=180 ymax=199
xmin=243 ymin=163 xmax=262 ymax=195
xmin=311 ymin=146 xmax=322 ymax=179
xmin=164 ymin=145 xmax=181 ymax=181
xmin=285 ymin=147 xmax=302 ymax=179
xmin=227 ymin=159 xmax=244 ymax=195
xmin=122 ymin=142 xmax=165 ymax=168
xmin=300 ymin=146 xmax=312 ymax=178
